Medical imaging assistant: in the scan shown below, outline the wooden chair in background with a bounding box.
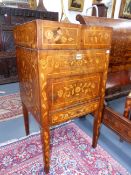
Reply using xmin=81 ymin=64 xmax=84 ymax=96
xmin=124 ymin=92 xmax=131 ymax=120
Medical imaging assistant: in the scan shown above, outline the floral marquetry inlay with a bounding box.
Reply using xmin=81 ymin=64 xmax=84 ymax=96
xmin=16 ymin=48 xmax=40 ymax=122
xmin=51 ymin=101 xmax=99 ymax=124
xmin=44 ymin=28 xmax=74 ymax=44
xmin=84 ymin=29 xmax=111 ymax=46
xmin=43 ymin=27 xmax=79 ymax=45
xmin=39 ymin=50 xmax=107 ymax=76
xmin=52 ymin=52 xmax=105 ymax=68
xmin=49 ymin=75 xmax=100 ymax=109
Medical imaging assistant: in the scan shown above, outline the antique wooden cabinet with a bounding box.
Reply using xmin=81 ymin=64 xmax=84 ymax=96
xmin=14 ymin=20 xmax=112 ymax=173
xmin=0 ymin=6 xmax=58 ymax=84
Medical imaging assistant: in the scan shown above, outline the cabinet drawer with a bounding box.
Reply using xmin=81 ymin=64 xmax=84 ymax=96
xmin=47 ymin=74 xmax=101 ymax=110
xmin=82 ymin=26 xmax=112 ymax=49
xmin=39 ymin=49 xmax=109 ymax=75
xmin=14 ymin=20 xmax=81 ymax=49
xmin=41 ymin=22 xmax=81 ymax=50
xmin=51 ymin=100 xmax=99 ymax=125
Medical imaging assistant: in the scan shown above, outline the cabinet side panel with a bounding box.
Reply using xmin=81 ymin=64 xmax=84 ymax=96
xmin=16 ymin=47 xmax=40 ymax=122
xmin=14 ymin=21 xmax=37 ymax=49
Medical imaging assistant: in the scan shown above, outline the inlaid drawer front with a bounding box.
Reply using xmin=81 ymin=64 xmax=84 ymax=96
xmin=40 ymin=20 xmax=81 ymax=49
xmin=41 ymin=26 xmax=81 ymax=49
xmin=51 ymin=100 xmax=99 ymax=125
xmin=39 ymin=50 xmax=108 ymax=75
xmin=14 ymin=20 xmax=81 ymax=49
xmin=82 ymin=26 xmax=112 ymax=49
xmin=48 ymin=74 xmax=100 ymax=110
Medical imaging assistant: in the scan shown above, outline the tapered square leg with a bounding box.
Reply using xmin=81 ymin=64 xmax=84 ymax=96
xmin=41 ymin=128 xmax=50 ymax=174
xmin=22 ymin=102 xmax=29 ymax=135
xmin=92 ymin=110 xmax=101 ymax=148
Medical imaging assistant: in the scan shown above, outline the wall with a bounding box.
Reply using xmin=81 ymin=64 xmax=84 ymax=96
xmin=0 ymin=0 xmax=93 ymax=23
xmin=43 ymin=0 xmax=122 ymax=22
xmin=44 ymin=0 xmax=93 ymax=23
xmin=0 ymin=0 xmax=122 ymax=20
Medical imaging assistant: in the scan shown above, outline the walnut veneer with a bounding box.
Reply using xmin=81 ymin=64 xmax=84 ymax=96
xmin=14 ymin=20 xmax=112 ymax=173
xmin=76 ymin=15 xmax=131 ymax=143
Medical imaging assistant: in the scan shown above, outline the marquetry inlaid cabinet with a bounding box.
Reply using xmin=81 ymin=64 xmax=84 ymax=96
xmin=14 ymin=20 xmax=112 ymax=173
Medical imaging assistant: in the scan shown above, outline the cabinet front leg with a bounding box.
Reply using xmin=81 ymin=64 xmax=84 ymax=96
xmin=22 ymin=102 xmax=29 ymax=135
xmin=41 ymin=128 xmax=50 ymax=174
xmin=92 ymin=110 xmax=102 ymax=148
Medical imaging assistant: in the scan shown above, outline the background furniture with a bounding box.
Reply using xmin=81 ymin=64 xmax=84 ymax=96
xmin=123 ymin=92 xmax=131 ymax=120
xmin=92 ymin=3 xmax=108 ymax=17
xmin=0 ymin=6 xmax=58 ymax=84
xmin=76 ymin=15 xmax=131 ymax=142
xmin=14 ymin=20 xmax=112 ymax=173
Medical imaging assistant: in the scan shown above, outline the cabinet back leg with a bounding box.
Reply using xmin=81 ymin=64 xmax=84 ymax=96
xmin=22 ymin=102 xmax=29 ymax=135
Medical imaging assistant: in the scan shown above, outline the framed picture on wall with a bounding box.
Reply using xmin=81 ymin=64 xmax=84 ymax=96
xmin=119 ymin=0 xmax=131 ymax=19
xmin=68 ymin=0 xmax=84 ymax=12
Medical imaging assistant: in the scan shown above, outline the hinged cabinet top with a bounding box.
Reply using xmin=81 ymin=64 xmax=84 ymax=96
xmin=14 ymin=19 xmax=112 ymax=50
